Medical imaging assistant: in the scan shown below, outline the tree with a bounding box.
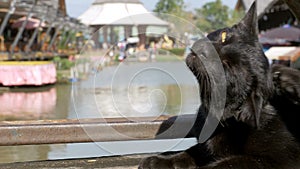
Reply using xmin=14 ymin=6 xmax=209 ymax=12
xmin=195 ymin=0 xmax=230 ymax=33
xmin=227 ymin=10 xmax=245 ymax=27
xmin=153 ymin=0 xmax=194 ymax=42
xmin=154 ymin=0 xmax=185 ymax=16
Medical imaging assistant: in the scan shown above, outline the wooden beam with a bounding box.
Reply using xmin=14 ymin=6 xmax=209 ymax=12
xmin=0 ymin=115 xmax=196 ymax=146
xmin=59 ymin=0 xmax=66 ymax=16
xmin=284 ymin=0 xmax=300 ymax=21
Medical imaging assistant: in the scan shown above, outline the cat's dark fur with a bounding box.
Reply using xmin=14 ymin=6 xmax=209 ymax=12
xmin=139 ymin=2 xmax=300 ymax=169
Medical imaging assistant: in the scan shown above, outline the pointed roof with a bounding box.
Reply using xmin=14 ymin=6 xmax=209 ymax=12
xmin=78 ymin=0 xmax=168 ymax=26
xmin=235 ymin=0 xmax=277 ymax=17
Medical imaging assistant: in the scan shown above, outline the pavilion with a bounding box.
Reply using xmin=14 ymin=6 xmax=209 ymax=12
xmin=0 ymin=0 xmax=74 ymax=58
xmin=0 ymin=0 xmax=87 ymax=86
xmin=78 ymin=0 xmax=169 ymax=48
xmin=235 ymin=0 xmax=296 ymax=31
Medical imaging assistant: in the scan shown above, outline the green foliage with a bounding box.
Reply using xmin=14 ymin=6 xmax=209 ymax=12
xmin=153 ymin=0 xmax=245 ymax=34
xmin=227 ymin=10 xmax=245 ymax=26
xmin=61 ymin=59 xmax=75 ymax=70
xmin=52 ymin=56 xmax=74 ymax=70
xmin=167 ymin=48 xmax=185 ymax=56
xmin=114 ymin=53 xmax=120 ymax=61
xmin=56 ymin=70 xmax=71 ymax=84
xmin=154 ymin=0 xmax=185 ymax=16
xmin=53 ymin=56 xmax=61 ymax=63
xmin=58 ymin=31 xmax=76 ymax=50
xmin=194 ymin=0 xmax=245 ymax=33
xmin=195 ymin=0 xmax=229 ymax=32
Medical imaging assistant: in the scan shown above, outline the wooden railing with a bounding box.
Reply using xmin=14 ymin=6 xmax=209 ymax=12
xmin=0 ymin=115 xmax=196 ymax=146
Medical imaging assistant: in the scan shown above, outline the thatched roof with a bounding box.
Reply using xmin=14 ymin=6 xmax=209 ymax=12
xmin=0 ymin=0 xmax=67 ymax=19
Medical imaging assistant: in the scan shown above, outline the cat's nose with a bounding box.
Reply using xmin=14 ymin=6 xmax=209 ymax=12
xmin=185 ymin=53 xmax=192 ymax=61
xmin=186 ymin=53 xmax=196 ymax=60
xmin=185 ymin=53 xmax=199 ymax=68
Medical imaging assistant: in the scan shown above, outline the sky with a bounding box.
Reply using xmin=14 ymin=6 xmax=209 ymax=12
xmin=65 ymin=0 xmax=237 ymax=18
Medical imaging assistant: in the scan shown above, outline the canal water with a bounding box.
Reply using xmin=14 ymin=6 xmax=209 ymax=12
xmin=0 ymin=61 xmax=200 ymax=163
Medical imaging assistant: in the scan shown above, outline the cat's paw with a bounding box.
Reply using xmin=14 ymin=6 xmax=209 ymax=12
xmin=138 ymin=156 xmax=172 ymax=169
xmin=138 ymin=152 xmax=197 ymax=169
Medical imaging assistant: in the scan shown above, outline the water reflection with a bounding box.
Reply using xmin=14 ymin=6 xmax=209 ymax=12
xmin=92 ymin=85 xmax=198 ymax=118
xmin=0 ymin=87 xmax=57 ymax=121
xmin=71 ymin=62 xmax=200 ymax=119
xmin=0 ymin=85 xmax=73 ymax=121
xmin=0 ymin=144 xmax=50 ymax=163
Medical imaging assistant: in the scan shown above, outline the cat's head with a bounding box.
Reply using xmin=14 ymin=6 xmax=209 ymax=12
xmin=186 ymin=2 xmax=272 ymax=127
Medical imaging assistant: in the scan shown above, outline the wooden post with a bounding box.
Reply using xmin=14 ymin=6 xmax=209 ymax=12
xmin=58 ymin=27 xmax=68 ymax=52
xmin=283 ymin=0 xmax=300 ymax=21
xmin=110 ymin=26 xmax=114 ymax=46
xmin=124 ymin=25 xmax=133 ymax=39
xmin=39 ymin=24 xmax=52 ymax=51
xmin=0 ymin=0 xmax=17 ymax=37
xmin=92 ymin=25 xmax=100 ymax=49
xmin=103 ymin=25 xmax=108 ymax=48
xmin=63 ymin=29 xmax=74 ymax=48
xmin=10 ymin=2 xmax=36 ymax=57
xmin=25 ymin=6 xmax=48 ymax=54
xmin=137 ymin=25 xmax=147 ymax=49
xmin=47 ymin=24 xmax=62 ymax=52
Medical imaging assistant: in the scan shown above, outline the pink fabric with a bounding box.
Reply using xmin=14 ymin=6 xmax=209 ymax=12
xmin=12 ymin=16 xmax=46 ymax=29
xmin=0 ymin=63 xmax=56 ymax=86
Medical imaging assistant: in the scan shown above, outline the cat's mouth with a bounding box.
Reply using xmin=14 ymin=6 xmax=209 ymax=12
xmin=185 ymin=51 xmax=203 ymax=75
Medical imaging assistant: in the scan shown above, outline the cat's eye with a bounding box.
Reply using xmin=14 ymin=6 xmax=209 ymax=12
xmin=221 ymin=31 xmax=227 ymax=43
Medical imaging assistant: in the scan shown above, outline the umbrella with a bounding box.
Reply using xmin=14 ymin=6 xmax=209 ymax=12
xmin=260 ymin=25 xmax=300 ymax=41
xmin=12 ymin=16 xmax=46 ymax=30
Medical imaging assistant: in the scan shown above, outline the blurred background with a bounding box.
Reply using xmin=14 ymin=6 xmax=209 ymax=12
xmin=0 ymin=0 xmax=299 ymax=165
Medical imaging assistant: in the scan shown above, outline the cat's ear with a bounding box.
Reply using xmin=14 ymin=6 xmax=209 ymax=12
xmin=238 ymin=1 xmax=258 ymax=35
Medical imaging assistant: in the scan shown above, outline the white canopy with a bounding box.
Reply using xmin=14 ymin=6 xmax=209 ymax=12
xmin=265 ymin=46 xmax=297 ymax=60
xmin=78 ymin=1 xmax=169 ymax=26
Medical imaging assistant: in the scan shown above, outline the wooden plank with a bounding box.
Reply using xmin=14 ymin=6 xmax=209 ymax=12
xmin=0 ymin=116 xmax=190 ymax=146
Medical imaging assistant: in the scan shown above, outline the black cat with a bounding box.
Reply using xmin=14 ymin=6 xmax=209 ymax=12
xmin=139 ymin=2 xmax=300 ymax=169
